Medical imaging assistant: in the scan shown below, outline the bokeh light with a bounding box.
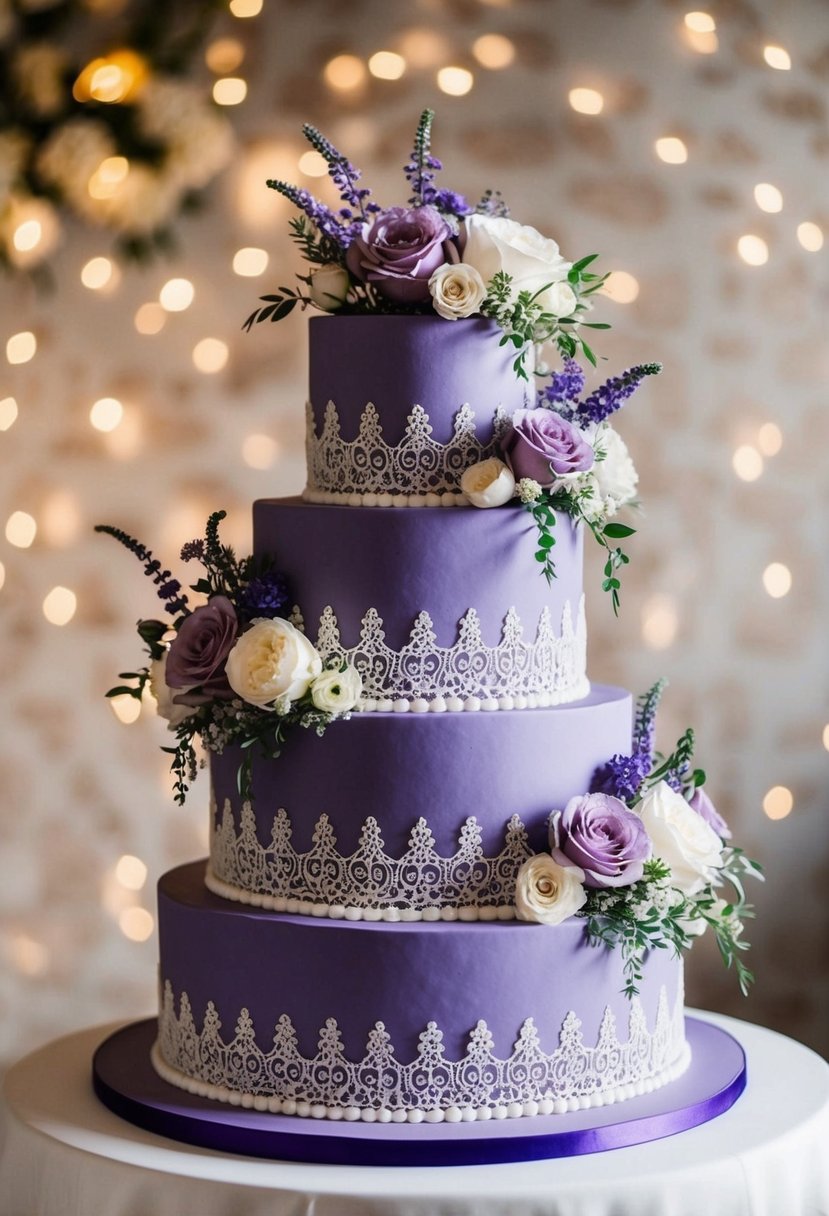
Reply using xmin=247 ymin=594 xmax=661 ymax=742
xmin=87 ymin=156 xmax=129 ymax=200
xmin=324 ymin=54 xmax=366 ymax=91
xmin=655 ymin=137 xmax=688 ymax=164
xmin=763 ymin=786 xmax=793 ymax=819
xmin=737 ymin=235 xmax=769 ymax=266
xmin=762 ymin=562 xmax=792 ymax=598
xmin=0 ymin=397 xmax=18 ymax=431
xmin=754 ymin=183 xmax=783 ymax=213
xmin=13 ymin=220 xmax=42 ymax=252
xmin=569 ymin=87 xmax=604 ymax=115
xmin=206 ymin=37 xmax=244 ymax=73
xmin=763 ymin=45 xmax=791 ymax=70
xmin=115 ymin=854 xmax=148 ymax=891
xmin=90 ymin=397 xmax=124 ymax=432
xmin=119 ymin=906 xmax=154 ymax=942
xmin=242 ymin=433 xmax=279 ymax=468
xmin=732 ymin=445 xmax=764 ymax=481
xmin=233 ymin=247 xmax=269 ymax=277
xmin=437 ymin=66 xmax=474 ymax=96
xmin=797 ymin=222 xmax=824 ymax=252
xmin=398 ymin=29 xmax=449 ymax=68
xmin=110 ymin=694 xmax=142 ymax=725
xmin=641 ymin=594 xmax=679 ymax=650
xmin=757 ymin=423 xmax=782 ymax=456
xmin=684 ymin=11 xmax=716 ymax=32
xmin=159 ymin=278 xmax=195 ymax=312
xmin=81 ymin=256 xmax=117 ymax=290
xmin=41 ymin=490 xmax=82 ymax=547
xmin=5 ymin=511 xmax=36 ymax=548
xmin=603 ymin=271 xmax=640 ymax=303
xmin=42 ymin=586 xmax=77 ymax=626
xmin=7 ymin=934 xmax=49 ymax=976
xmin=298 ymin=150 xmax=328 ymax=177
xmin=134 ymin=302 xmax=166 ymax=334
xmin=6 ymin=331 xmax=37 ymax=364
xmin=193 ymin=338 xmax=229 ymax=373
xmin=822 ymin=725 xmax=829 ymax=753
xmin=368 ymin=50 xmax=406 ymax=79
xmin=229 ymin=0 xmax=263 ymax=16
xmin=472 ymin=34 xmax=515 ymax=69
xmin=213 ymin=77 xmax=247 ymax=106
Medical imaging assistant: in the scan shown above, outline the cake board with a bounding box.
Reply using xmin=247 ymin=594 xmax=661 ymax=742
xmin=92 ymin=1016 xmax=746 ymax=1167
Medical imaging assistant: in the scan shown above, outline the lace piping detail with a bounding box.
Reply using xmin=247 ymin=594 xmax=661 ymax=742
xmin=304 ymin=400 xmax=511 ymax=502
xmin=206 ymin=802 xmax=534 ymax=919
xmin=154 ymin=981 xmax=688 ymax=1121
xmin=290 ymin=599 xmax=589 ymax=710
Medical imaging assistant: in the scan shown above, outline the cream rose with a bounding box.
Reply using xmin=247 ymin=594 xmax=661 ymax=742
xmin=311 ymin=665 xmax=363 ymax=714
xmin=309 ymin=263 xmax=351 ymax=311
xmin=514 ymin=854 xmax=586 ymax=925
xmin=635 ymin=781 xmax=724 ymax=896
xmin=148 ymin=652 xmax=197 ymax=728
xmin=225 ymin=618 xmax=322 ymax=709
xmin=462 ymin=214 xmax=572 ymax=306
xmin=460 ymin=457 xmax=516 ymax=508
xmin=428 ymin=262 xmax=487 ymax=320
xmin=592 ymin=425 xmax=638 ymax=515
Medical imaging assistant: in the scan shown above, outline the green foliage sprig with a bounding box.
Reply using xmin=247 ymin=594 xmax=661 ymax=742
xmin=523 ymin=490 xmax=557 ymax=583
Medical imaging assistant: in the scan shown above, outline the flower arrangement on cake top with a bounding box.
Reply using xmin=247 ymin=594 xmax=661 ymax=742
xmin=514 ymin=680 xmax=763 ymax=997
xmin=96 ymin=512 xmax=361 ymax=804
xmin=245 ymin=109 xmax=659 ymax=613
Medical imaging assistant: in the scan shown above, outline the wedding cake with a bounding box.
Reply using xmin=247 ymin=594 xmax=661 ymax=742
xmin=95 ymin=112 xmax=757 ymax=1154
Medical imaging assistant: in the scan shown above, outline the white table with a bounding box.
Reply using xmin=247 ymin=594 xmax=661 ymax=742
xmin=1 ymin=1012 xmax=828 ymax=1216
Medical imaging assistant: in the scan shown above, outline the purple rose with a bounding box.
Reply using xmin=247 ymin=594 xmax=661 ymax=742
xmin=550 ymin=793 xmax=651 ymax=888
xmin=346 ymin=205 xmax=454 ymax=304
xmin=688 ymin=788 xmax=731 ymax=840
xmin=166 ymin=596 xmax=238 ymax=704
xmin=502 ymin=409 xmax=594 ymax=488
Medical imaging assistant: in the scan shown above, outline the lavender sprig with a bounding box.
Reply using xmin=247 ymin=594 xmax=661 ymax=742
xmin=265 ymin=180 xmax=350 ymax=248
xmin=632 ymin=678 xmax=668 ymax=769
xmin=301 ymin=123 xmax=379 ymax=224
xmin=404 ymin=108 xmax=443 ymax=206
xmin=475 ymin=188 xmax=510 ymax=217
xmin=94 ymin=525 xmax=189 ymax=616
xmin=576 ymin=363 xmax=662 ymax=426
xmin=538 ymin=357 xmax=585 ymax=417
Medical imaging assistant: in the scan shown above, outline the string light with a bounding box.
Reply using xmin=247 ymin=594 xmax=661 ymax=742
xmin=192 ymin=338 xmax=229 ymax=373
xmin=368 ymin=51 xmax=406 ymax=79
xmin=115 ymin=855 xmax=148 ymax=891
xmin=684 ymin=27 xmax=718 ymax=53
xmin=757 ymin=423 xmax=782 ymax=456
xmin=603 ymin=271 xmax=639 ymax=303
xmin=242 ymin=433 xmax=279 ymax=468
xmin=119 ymin=906 xmax=154 ymax=942
xmin=568 ymin=87 xmax=604 ymax=115
xmin=6 ymin=331 xmax=37 ymax=364
xmin=754 ymin=183 xmax=783 ymax=213
xmin=797 ymin=222 xmax=824 ymax=252
xmin=763 ymin=45 xmax=791 ymax=70
xmin=732 ymin=445 xmax=764 ymax=481
xmin=298 ymin=150 xmax=328 ymax=177
xmin=81 ymin=256 xmax=116 ymax=290
xmin=763 ymin=786 xmax=793 ymax=819
xmin=762 ymin=562 xmax=791 ymax=598
xmin=159 ymin=278 xmax=194 ymax=312
xmin=641 ymin=594 xmax=679 ymax=650
xmin=213 ymin=77 xmax=247 ymax=105
xmin=90 ymin=397 xmax=124 ymax=432
xmin=42 ymin=586 xmax=77 ymax=626
xmin=232 ymin=247 xmax=268 ymax=277
xmin=655 ymin=137 xmax=688 ymax=164
xmin=472 ymin=34 xmax=515 ymax=69
xmin=5 ymin=511 xmax=36 ymax=548
xmin=205 ymin=38 xmax=245 ymax=73
xmin=737 ymin=234 xmax=769 ymax=266
xmin=6 ymin=198 xmax=58 ymax=268
xmin=110 ymin=694 xmax=141 ymax=724
xmin=437 ymin=66 xmax=474 ymax=96
xmin=684 ymin=11 xmax=716 ymax=32
xmin=324 ymin=55 xmax=366 ymax=91
xmin=135 ymin=302 xmax=166 ymax=334
xmin=13 ymin=220 xmax=41 ymax=252
xmin=104 ymin=409 xmax=143 ymax=460
xmin=229 ymin=0 xmax=263 ymax=15
xmin=0 ymin=397 xmax=18 ymax=431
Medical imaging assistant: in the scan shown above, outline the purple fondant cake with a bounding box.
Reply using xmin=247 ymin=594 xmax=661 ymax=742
xmin=148 ymin=317 xmax=693 ymax=1125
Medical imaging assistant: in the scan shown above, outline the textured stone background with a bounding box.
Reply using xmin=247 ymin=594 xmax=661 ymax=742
xmin=1 ymin=0 xmax=828 ymax=1069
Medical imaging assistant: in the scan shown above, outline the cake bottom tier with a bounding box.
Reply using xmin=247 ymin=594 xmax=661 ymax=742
xmin=155 ymin=863 xmax=689 ymax=1123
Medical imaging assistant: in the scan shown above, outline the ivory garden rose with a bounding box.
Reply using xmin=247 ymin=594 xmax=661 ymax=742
xmin=635 ymin=780 xmax=725 ymax=896
xmin=428 ymin=262 xmax=487 ymax=320
xmin=460 ymin=457 xmax=515 ymax=508
xmin=225 ymin=617 xmax=322 ymax=709
xmin=514 ymin=853 xmax=586 ymax=925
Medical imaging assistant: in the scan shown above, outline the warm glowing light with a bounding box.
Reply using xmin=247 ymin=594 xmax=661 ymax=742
xmin=115 ymin=854 xmax=148 ymax=891
xmin=398 ymin=29 xmax=449 ymax=68
xmin=298 ymin=150 xmax=328 ymax=177
xmin=684 ymin=27 xmax=718 ymax=53
xmin=737 ymin=234 xmax=769 ymax=266
xmin=159 ymin=278 xmax=195 ymax=312
xmin=684 ymin=11 xmax=716 ymax=32
xmin=229 ymin=0 xmax=263 ymax=15
xmin=568 ymin=87 xmax=604 ymax=115
xmin=90 ymin=396 xmax=124 ymax=432
xmin=5 ymin=511 xmax=36 ymax=548
xmin=0 ymin=561 xmax=5 ymax=593
xmin=472 ymin=34 xmax=515 ymax=69
xmin=823 ymin=724 xmax=829 ymax=752
xmin=206 ymin=37 xmax=244 ymax=73
xmin=192 ymin=338 xmax=229 ymax=374
xmin=8 ymin=934 xmax=49 ymax=976
xmin=232 ymin=247 xmax=269 ymax=277
xmin=81 ymin=256 xmax=116 ymax=290
xmin=368 ymin=50 xmax=406 ymax=79
xmin=754 ymin=183 xmax=783 ymax=213
xmin=757 ymin=423 xmax=782 ymax=457
xmin=641 ymin=594 xmax=679 ymax=650
xmin=603 ymin=271 xmax=640 ymax=303
xmin=104 ymin=409 xmax=143 ymax=460
xmin=324 ymin=55 xmax=367 ymax=91
xmin=87 ymin=155 xmax=129 ymax=199
xmin=110 ymin=694 xmax=141 ymax=724
xmin=134 ymin=302 xmax=166 ymax=335
xmin=41 ymin=491 xmax=82 ymax=547
xmin=732 ymin=445 xmax=764 ymax=481
xmin=242 ymin=433 xmax=279 ymax=469
xmin=74 ymin=50 xmax=148 ymax=104
xmin=13 ymin=219 xmax=42 ymax=252
xmin=119 ymin=906 xmax=154 ymax=942
xmin=763 ymin=785 xmax=793 ymax=819
xmin=655 ymin=137 xmax=688 ymax=164
xmin=42 ymin=586 xmax=77 ymax=626
xmin=763 ymin=44 xmax=791 ymax=70
xmin=437 ymin=66 xmax=474 ymax=96
xmin=213 ymin=76 xmax=247 ymax=106
xmin=797 ymin=221 xmax=824 ymax=252
xmin=6 ymin=331 xmax=36 ymax=364
xmin=763 ymin=562 xmax=791 ymax=598
xmin=0 ymin=397 xmax=18 ymax=431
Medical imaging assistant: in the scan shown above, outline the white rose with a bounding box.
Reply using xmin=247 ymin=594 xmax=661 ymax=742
xmin=225 ymin=618 xmax=322 ymax=709
xmin=462 ymin=214 xmax=572 ymax=305
xmin=593 ymin=425 xmax=638 ymax=515
xmin=311 ymin=665 xmax=363 ymax=714
xmin=309 ymin=263 xmax=351 ymax=311
xmin=635 ymin=781 xmax=724 ymax=896
xmin=514 ymin=854 xmax=586 ymax=925
xmin=149 ymin=653 xmax=196 ymax=728
xmin=460 ymin=457 xmax=516 ymax=508
xmin=535 ymin=279 xmax=577 ymax=317
xmin=428 ymin=262 xmax=487 ymax=320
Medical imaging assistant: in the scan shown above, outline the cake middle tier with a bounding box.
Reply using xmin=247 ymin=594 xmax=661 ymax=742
xmin=254 ymin=498 xmax=587 ymax=709
xmin=206 ymin=687 xmax=632 ymax=917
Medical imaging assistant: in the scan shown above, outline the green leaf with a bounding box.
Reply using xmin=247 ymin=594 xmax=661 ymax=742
xmin=538 ymin=533 xmax=555 ymax=549
xmin=603 ymin=522 xmax=637 ymax=539
xmin=571 ymin=253 xmax=599 ymax=273
xmin=534 ymin=550 xmax=548 ymax=563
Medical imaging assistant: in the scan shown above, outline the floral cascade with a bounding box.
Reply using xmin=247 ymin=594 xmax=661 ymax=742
xmin=96 ymin=511 xmax=361 ymax=803
xmin=513 ymin=680 xmax=763 ymax=997
xmin=245 ymin=109 xmax=661 ymax=611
